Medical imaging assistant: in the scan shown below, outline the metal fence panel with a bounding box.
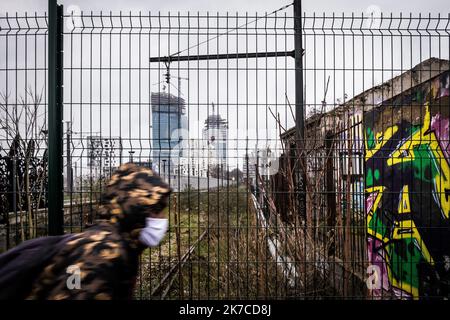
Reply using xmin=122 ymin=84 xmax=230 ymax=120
xmin=0 ymin=4 xmax=449 ymax=300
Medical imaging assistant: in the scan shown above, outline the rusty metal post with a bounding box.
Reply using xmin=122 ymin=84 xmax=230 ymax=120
xmin=294 ymin=0 xmax=306 ymax=220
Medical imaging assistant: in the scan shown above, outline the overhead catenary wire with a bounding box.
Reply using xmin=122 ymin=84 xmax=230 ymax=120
xmin=168 ymin=2 xmax=294 ymax=58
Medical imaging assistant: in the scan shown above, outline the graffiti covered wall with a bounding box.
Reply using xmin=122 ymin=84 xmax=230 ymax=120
xmin=365 ymin=71 xmax=450 ymax=299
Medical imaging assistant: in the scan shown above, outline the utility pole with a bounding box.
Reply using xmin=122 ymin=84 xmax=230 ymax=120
xmin=48 ymin=0 xmax=64 ymax=235
xmin=162 ymin=159 xmax=167 ymax=180
xmin=129 ymin=150 xmax=135 ymax=163
xmin=294 ymin=0 xmax=306 ymax=220
xmin=74 ymin=162 xmax=77 ymax=192
xmin=65 ymin=121 xmax=73 ymax=193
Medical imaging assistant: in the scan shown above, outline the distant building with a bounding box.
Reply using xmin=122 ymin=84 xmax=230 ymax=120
xmin=202 ymin=103 xmax=228 ymax=168
xmin=174 ymin=138 xmax=209 ymax=177
xmin=133 ymin=160 xmax=153 ymax=169
xmin=151 ymin=91 xmax=188 ymax=175
xmin=172 ymin=102 xmax=229 ymax=178
xmin=86 ymin=135 xmax=122 ymax=177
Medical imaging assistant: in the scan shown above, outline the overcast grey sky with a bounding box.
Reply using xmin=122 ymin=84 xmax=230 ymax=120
xmin=0 ymin=0 xmax=449 ymax=15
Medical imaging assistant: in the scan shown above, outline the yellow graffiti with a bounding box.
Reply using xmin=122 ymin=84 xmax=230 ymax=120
xmin=387 ymin=105 xmax=432 ymax=166
xmin=365 ymin=125 xmax=399 ymax=161
xmin=392 ymin=219 xmax=434 ymax=265
xmin=366 ymin=186 xmax=389 ymax=243
xmin=390 ymin=181 xmax=436 ymax=300
xmin=398 ymin=185 xmax=411 ymax=214
xmin=434 ymin=161 xmax=450 ymax=219
xmin=387 ymin=104 xmax=450 ymax=219
xmin=387 ymin=218 xmax=435 ymax=300
xmin=368 ymin=183 xmax=434 ymax=300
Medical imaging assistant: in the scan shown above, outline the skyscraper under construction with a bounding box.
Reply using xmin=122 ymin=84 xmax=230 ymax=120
xmin=151 ymin=91 xmax=187 ymax=176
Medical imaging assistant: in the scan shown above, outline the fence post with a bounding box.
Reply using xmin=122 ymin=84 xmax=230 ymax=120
xmin=293 ymin=0 xmax=306 ymax=220
xmin=48 ymin=0 xmax=64 ymax=235
xmin=325 ymin=131 xmax=336 ymax=257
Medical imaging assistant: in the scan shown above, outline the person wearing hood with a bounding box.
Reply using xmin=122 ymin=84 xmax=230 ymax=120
xmin=0 ymin=163 xmax=171 ymax=300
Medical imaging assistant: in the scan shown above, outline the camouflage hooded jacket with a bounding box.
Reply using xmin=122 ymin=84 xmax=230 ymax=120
xmin=27 ymin=163 xmax=171 ymax=300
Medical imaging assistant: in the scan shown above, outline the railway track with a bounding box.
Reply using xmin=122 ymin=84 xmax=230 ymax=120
xmin=149 ymin=223 xmax=213 ymax=299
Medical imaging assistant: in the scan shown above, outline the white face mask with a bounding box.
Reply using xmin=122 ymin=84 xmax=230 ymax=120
xmin=139 ymin=217 xmax=169 ymax=247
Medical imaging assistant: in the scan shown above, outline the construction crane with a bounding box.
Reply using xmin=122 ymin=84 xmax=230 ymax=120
xmin=170 ymin=74 xmax=189 ymax=97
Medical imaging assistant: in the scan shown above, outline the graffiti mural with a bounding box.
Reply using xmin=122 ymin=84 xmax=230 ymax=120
xmin=365 ymin=71 xmax=450 ymax=299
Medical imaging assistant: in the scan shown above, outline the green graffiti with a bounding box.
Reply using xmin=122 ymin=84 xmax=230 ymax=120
xmin=415 ymin=90 xmax=423 ymax=103
xmin=366 ymin=80 xmax=450 ymax=299
xmin=366 ymin=127 xmax=375 ymax=150
xmin=411 ymin=145 xmax=439 ymax=182
xmin=396 ymin=143 xmax=440 ymax=183
xmin=386 ymin=238 xmax=424 ymax=294
xmin=368 ymin=210 xmax=388 ymax=240
xmin=366 ymin=167 xmax=373 ymax=187
xmin=374 ymin=169 xmax=380 ymax=181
